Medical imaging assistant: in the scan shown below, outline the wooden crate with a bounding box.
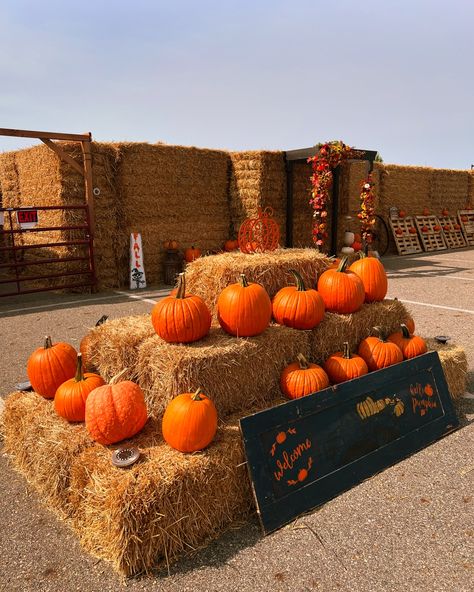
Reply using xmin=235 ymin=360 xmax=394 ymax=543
xmin=414 ymin=216 xmax=447 ymax=252
xmin=388 ymin=216 xmax=423 ymax=255
xmin=437 ymin=215 xmax=466 ymax=249
xmin=458 ymin=210 xmax=474 ymax=246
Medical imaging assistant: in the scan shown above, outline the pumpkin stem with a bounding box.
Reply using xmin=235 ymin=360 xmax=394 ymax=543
xmin=75 ymin=353 xmax=84 ymax=382
xmin=44 ymin=335 xmax=53 ymax=349
xmin=109 ymin=367 xmax=129 ymax=384
xmin=400 ymin=323 xmax=411 ymax=338
xmin=343 ymin=342 xmax=351 ymax=359
xmin=239 ymin=273 xmax=249 ymax=288
xmin=372 ymin=326 xmax=387 ymax=341
xmin=192 ymin=387 xmax=204 ymax=401
xmin=175 ymin=273 xmax=186 ymax=299
xmin=289 ymin=269 xmax=306 ymax=291
xmin=296 ymin=353 xmax=310 ymax=370
xmin=358 ymin=251 xmax=367 ymax=260
xmin=336 ymin=256 xmax=349 ymax=273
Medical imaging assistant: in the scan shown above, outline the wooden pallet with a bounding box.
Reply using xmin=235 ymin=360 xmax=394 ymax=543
xmin=414 ymin=215 xmax=447 ymax=252
xmin=437 ymin=215 xmax=466 ymax=249
xmin=458 ymin=209 xmax=474 ymax=246
xmin=389 ymin=216 xmax=423 ymax=255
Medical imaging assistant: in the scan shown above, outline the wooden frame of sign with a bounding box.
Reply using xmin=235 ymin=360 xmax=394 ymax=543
xmin=239 ymin=351 xmax=458 ymax=534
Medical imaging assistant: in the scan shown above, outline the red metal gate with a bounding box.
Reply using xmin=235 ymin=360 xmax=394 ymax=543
xmin=0 ymin=205 xmax=96 ymax=297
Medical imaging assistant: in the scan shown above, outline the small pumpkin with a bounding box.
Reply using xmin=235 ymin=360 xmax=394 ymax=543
xmin=151 ymin=272 xmax=211 ymax=343
xmin=403 ymin=315 xmax=415 ymax=334
xmin=358 ymin=327 xmax=403 ymax=371
xmin=441 ymin=208 xmax=449 ymax=216
xmin=461 ymin=215 xmax=468 ymax=222
xmin=443 ymin=225 xmax=451 ymax=232
xmin=422 ymin=207 xmax=430 ymax=216
xmin=433 ymin=224 xmax=441 ymax=232
xmin=408 ymin=227 xmax=417 ymax=234
xmin=27 ymin=336 xmax=77 ymax=399
xmin=224 ymin=239 xmax=239 ymax=252
xmin=324 ymin=342 xmax=369 ymax=384
xmin=317 ymin=256 xmax=365 ymax=314
xmin=421 ymin=225 xmax=429 ymax=233
xmin=398 ymin=209 xmax=407 ymax=218
xmin=395 ymin=228 xmax=403 ymax=236
xmin=162 ymin=388 xmax=218 ymax=453
xmin=280 ymin=354 xmax=330 ymax=400
xmin=272 ymin=270 xmax=325 ymax=330
xmin=387 ymin=324 xmax=427 ymax=359
xmin=184 ymin=245 xmax=201 ymax=262
xmin=349 ymin=252 xmax=388 ymax=303
xmin=163 ymin=239 xmax=179 ymax=250
xmin=54 ymin=353 xmax=105 ymax=422
xmin=454 ymin=223 xmax=461 ymax=230
xmin=85 ymin=371 xmax=148 ymax=445
xmin=217 ymin=273 xmax=272 ymax=337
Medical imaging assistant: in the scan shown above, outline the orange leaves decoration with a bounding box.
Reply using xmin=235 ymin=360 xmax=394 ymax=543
xmin=238 ymin=207 xmax=280 ymax=254
xmin=357 ymin=174 xmax=376 ymax=244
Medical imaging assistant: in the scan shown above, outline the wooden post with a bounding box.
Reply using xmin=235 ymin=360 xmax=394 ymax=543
xmin=81 ymin=137 xmax=95 ymax=237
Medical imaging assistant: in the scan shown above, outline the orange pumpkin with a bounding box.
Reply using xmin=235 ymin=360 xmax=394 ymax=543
xmin=421 ymin=225 xmax=429 ymax=233
xmin=163 ymin=239 xmax=179 ymax=250
xmin=54 ymin=353 xmax=105 ymax=422
xmin=85 ymin=374 xmax=148 ymax=445
xmin=317 ymin=257 xmax=365 ymax=314
xmin=184 ymin=245 xmax=201 ymax=262
xmin=387 ymin=324 xmax=427 ymax=359
xmin=433 ymin=224 xmax=441 ymax=232
xmin=403 ymin=315 xmax=415 ymax=334
xmin=358 ymin=327 xmax=403 ymax=371
xmin=272 ymin=270 xmax=325 ymax=330
xmin=162 ymin=388 xmax=218 ymax=453
xmin=349 ymin=252 xmax=388 ymax=303
xmin=324 ymin=342 xmax=369 ymax=384
xmin=441 ymin=208 xmax=449 ymax=216
xmin=408 ymin=227 xmax=417 ymax=234
xmin=217 ymin=273 xmax=272 ymax=337
xmin=422 ymin=207 xmax=430 ymax=216
xmin=27 ymin=336 xmax=77 ymax=399
xmin=151 ymin=272 xmax=211 ymax=343
xmin=454 ymin=223 xmax=461 ymax=230
xmin=395 ymin=228 xmax=403 ymax=236
xmin=443 ymin=225 xmax=451 ymax=232
xmin=224 ymin=239 xmax=239 ymax=252
xmin=398 ymin=210 xmax=407 ymax=218
xmin=280 ymin=354 xmax=330 ymax=400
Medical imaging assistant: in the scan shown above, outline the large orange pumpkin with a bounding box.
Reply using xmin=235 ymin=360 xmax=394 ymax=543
xmin=387 ymin=324 xmax=427 ymax=359
xmin=280 ymin=354 xmax=330 ymax=399
xmin=324 ymin=342 xmax=368 ymax=384
xmin=184 ymin=246 xmax=201 ymax=262
xmin=85 ymin=375 xmax=148 ymax=445
xmin=317 ymin=257 xmax=365 ymax=313
xmin=54 ymin=353 xmax=105 ymax=422
xmin=162 ymin=388 xmax=218 ymax=453
xmin=349 ymin=252 xmax=388 ymax=303
xmin=272 ymin=270 xmax=325 ymax=330
xmin=151 ymin=272 xmax=211 ymax=343
xmin=27 ymin=336 xmax=77 ymax=399
xmin=217 ymin=273 xmax=272 ymax=337
xmin=358 ymin=327 xmax=403 ymax=371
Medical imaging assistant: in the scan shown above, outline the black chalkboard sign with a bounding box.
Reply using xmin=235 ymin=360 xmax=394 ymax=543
xmin=239 ymin=351 xmax=459 ymax=534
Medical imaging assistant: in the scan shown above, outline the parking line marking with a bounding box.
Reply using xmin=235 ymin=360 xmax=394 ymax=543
xmin=442 ymin=276 xmax=474 ymax=282
xmin=395 ymin=298 xmax=474 ymax=315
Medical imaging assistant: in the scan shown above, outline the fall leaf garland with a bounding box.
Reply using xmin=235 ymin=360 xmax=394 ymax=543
xmin=357 ymin=174 xmax=376 ymax=244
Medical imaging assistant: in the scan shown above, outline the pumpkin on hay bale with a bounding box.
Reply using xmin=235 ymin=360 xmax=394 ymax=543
xmin=2 ymin=391 xmax=253 ymax=576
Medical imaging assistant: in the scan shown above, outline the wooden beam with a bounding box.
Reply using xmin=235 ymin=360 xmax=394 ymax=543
xmin=40 ymin=139 xmax=84 ymax=177
xmin=285 ymin=146 xmax=378 ymax=162
xmin=0 ymin=127 xmax=91 ymax=142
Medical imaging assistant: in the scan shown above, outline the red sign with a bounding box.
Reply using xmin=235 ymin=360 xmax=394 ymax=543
xmin=17 ymin=209 xmax=38 ymax=226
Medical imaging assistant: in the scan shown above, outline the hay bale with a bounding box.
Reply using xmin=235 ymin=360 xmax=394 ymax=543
xmin=82 ymin=314 xmax=155 ymax=380
xmin=185 ymin=248 xmax=331 ymax=317
xmin=424 ymin=338 xmax=467 ymax=399
xmin=137 ymin=325 xmax=309 ymax=419
xmin=309 ymin=299 xmax=410 ymax=363
xmin=2 ymin=392 xmax=93 ymax=514
xmin=2 ymin=390 xmax=253 ymax=576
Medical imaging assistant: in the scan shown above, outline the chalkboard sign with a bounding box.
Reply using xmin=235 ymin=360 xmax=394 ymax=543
xmin=240 ymin=351 xmax=459 ymax=534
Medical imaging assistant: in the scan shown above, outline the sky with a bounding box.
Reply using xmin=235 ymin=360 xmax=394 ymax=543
xmin=1 ymin=0 xmax=473 ymax=169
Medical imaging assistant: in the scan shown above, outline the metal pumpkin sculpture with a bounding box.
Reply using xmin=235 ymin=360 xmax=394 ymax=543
xmin=238 ymin=207 xmax=280 ymax=254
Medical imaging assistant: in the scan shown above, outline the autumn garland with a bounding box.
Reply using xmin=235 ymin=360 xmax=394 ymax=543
xmin=357 ymin=174 xmax=376 ymax=244
xmin=308 ymin=141 xmax=354 ymax=248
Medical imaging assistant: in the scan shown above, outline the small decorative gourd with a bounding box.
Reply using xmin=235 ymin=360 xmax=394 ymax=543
xmin=280 ymin=354 xmax=330 ymax=399
xmin=272 ymin=270 xmax=325 ymax=330
xmin=151 ymin=272 xmax=211 ymax=343
xmin=324 ymin=342 xmax=369 ymax=384
xmin=27 ymin=335 xmax=77 ymax=399
xmin=162 ymin=388 xmax=218 ymax=453
xmin=317 ymin=257 xmax=365 ymax=314
xmin=217 ymin=273 xmax=272 ymax=337
xmin=349 ymin=252 xmax=388 ymax=303
xmin=358 ymin=327 xmax=403 ymax=371
xmin=54 ymin=353 xmax=105 ymax=422
xmin=387 ymin=324 xmax=427 ymax=359
xmin=85 ymin=370 xmax=148 ymax=445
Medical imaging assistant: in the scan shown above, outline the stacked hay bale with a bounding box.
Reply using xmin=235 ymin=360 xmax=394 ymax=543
xmin=115 ymin=143 xmax=231 ymax=286
xmin=229 ymin=151 xmax=286 ymax=243
xmin=290 ymin=161 xmax=314 ymax=248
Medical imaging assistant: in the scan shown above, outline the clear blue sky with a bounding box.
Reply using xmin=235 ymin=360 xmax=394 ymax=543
xmin=1 ymin=0 xmax=473 ymax=169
